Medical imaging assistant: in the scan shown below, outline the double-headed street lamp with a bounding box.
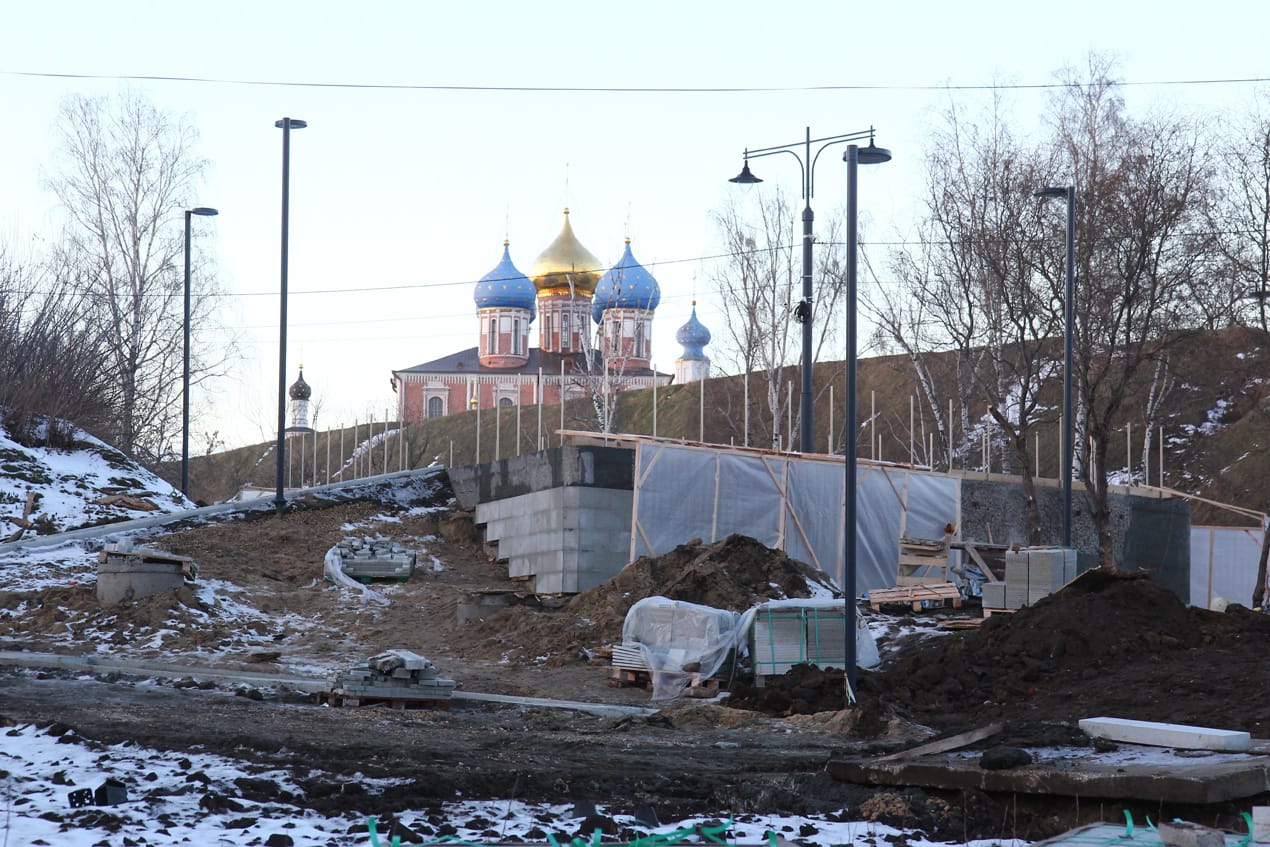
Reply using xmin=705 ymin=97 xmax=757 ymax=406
xmin=275 ymin=117 xmax=306 ymax=518
xmin=842 ymin=141 xmax=892 ymax=696
xmin=182 ymin=206 xmax=218 ymax=498
xmin=1035 ymin=185 xmax=1076 ymax=550
xmin=728 ymin=127 xmax=887 ymax=454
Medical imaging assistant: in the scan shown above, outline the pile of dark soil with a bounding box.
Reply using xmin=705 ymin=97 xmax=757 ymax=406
xmin=862 ymin=570 xmax=1270 ymax=734
xmin=461 ymin=534 xmax=835 ymax=664
xmin=727 ymin=663 xmax=849 ymax=715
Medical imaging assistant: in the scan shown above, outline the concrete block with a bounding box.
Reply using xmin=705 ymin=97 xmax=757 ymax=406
xmin=982 ymin=582 xmax=1006 ymax=609
xmin=1158 ymin=821 xmax=1225 ymax=847
xmin=1078 ymin=717 xmax=1251 ymax=751
xmin=1251 ymin=806 xmax=1270 ymax=842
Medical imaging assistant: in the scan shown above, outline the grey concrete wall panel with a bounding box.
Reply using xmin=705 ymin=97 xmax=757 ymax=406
xmin=1190 ymin=525 xmax=1264 ymax=609
xmin=1121 ymin=495 xmax=1191 ymax=602
xmin=476 ymin=483 xmax=633 ymax=593
xmin=448 ymin=445 xmax=634 ymax=510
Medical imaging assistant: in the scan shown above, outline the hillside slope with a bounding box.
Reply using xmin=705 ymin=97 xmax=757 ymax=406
xmin=176 ymin=326 xmax=1270 ymax=522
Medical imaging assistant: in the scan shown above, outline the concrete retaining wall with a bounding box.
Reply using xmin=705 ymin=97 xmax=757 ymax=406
xmin=960 ymin=477 xmax=1191 ymax=601
xmin=447 ymin=445 xmax=634 ymax=511
xmin=477 ymin=486 xmax=633 ymax=593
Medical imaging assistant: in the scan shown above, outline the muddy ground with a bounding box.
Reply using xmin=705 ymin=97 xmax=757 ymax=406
xmin=3 ymin=489 xmax=1270 ymax=842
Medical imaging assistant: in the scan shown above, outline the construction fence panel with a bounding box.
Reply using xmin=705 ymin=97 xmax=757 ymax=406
xmin=631 ymin=443 xmax=962 ymax=596
xmin=1189 ymin=525 xmax=1264 ymax=609
xmin=783 ymin=457 xmax=841 ymax=577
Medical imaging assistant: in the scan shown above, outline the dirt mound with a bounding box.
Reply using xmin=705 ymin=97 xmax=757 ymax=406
xmin=460 ymin=534 xmax=835 ymax=664
xmin=863 ymin=570 xmax=1270 ymax=734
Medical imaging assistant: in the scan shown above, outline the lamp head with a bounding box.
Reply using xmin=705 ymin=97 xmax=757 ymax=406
xmin=728 ymin=158 xmax=762 ymax=184
xmin=1035 ymin=186 xmax=1067 ymax=199
xmin=190 ymin=207 xmax=219 ymax=217
xmin=852 ymin=142 xmax=892 ymax=165
xmin=275 ymin=118 xmax=308 ymax=130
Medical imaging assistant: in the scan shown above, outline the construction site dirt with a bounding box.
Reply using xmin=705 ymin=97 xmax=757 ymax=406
xmin=3 ymin=496 xmax=1270 ymax=843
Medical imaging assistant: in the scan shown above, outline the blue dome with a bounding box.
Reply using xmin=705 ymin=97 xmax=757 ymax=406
xmin=676 ymin=302 xmax=711 ymax=359
xmin=591 ymin=240 xmax=661 ymax=323
xmin=474 ymin=242 xmax=536 ymax=319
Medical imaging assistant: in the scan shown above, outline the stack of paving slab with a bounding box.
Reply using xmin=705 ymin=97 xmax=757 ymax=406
xmin=982 ymin=547 xmax=1079 ymax=610
xmin=334 ymin=535 xmax=416 ymax=581
xmin=328 ymin=649 xmax=455 ymax=703
xmin=97 ymin=541 xmax=198 ymax=607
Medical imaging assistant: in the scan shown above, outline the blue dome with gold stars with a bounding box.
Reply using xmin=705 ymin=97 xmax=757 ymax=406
xmin=592 ymin=239 xmax=660 ymax=323
xmin=676 ymin=301 xmax=711 ymax=359
xmin=474 ymin=241 xmax=536 ymax=320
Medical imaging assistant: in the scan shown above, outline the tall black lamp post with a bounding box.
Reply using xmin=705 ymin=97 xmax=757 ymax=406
xmin=842 ymin=141 xmax=891 ymax=696
xmin=729 ymin=127 xmax=884 ymax=454
xmin=1036 ymin=185 xmax=1075 ymax=549
xmin=182 ymin=206 xmax=218 ymax=498
xmin=275 ymin=117 xmax=306 ymax=518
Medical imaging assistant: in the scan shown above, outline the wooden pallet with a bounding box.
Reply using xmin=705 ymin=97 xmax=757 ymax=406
xmin=868 ymin=583 xmax=963 ymax=612
xmin=897 ymin=537 xmax=951 ymax=586
xmin=607 ymin=667 xmax=720 ymax=697
xmin=982 ymin=607 xmax=1018 ymax=619
xmin=608 ymin=667 xmax=650 ymax=688
xmin=320 ymin=692 xmax=452 ymax=710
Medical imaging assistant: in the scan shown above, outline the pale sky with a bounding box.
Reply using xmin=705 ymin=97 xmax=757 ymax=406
xmin=0 ymin=0 xmax=1265 ymax=451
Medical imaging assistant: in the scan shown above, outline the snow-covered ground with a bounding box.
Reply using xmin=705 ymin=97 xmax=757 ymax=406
xmin=0 ymin=420 xmax=191 ymax=536
xmin=0 ymin=717 xmax=1028 ymax=847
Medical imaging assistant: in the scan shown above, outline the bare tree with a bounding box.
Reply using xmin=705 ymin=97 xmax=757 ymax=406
xmin=710 ymin=190 xmax=847 ymax=449
xmin=1043 ymin=55 xmax=1216 ymax=565
xmin=0 ymin=248 xmax=113 ymax=447
xmin=1211 ymin=91 xmax=1270 ymax=330
xmin=46 ymin=90 xmax=222 ymax=463
xmin=871 ymin=94 xmax=1060 ymax=542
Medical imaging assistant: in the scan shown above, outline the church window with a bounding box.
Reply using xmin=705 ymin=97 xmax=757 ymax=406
xmin=513 ymin=318 xmax=521 ymax=355
xmin=498 ymin=397 xmax=513 ymax=407
xmin=427 ymin=396 xmax=444 ymax=418
xmin=487 ymin=317 xmax=496 ymax=354
xmin=561 ymin=312 xmax=570 ymax=350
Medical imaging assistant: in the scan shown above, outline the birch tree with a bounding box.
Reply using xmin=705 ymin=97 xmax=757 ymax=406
xmin=710 ymin=190 xmax=847 ymax=449
xmin=47 ymin=90 xmax=222 ymax=463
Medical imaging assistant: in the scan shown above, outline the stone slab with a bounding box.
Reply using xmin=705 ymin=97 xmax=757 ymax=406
xmin=828 ymin=751 xmax=1270 ymax=805
xmin=1079 ymin=717 xmax=1251 ymax=751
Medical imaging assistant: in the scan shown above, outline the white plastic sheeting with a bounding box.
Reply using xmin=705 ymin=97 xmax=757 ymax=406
xmin=630 ymin=442 xmax=960 ymax=594
xmin=621 ymin=596 xmax=751 ymax=700
xmin=323 ymin=546 xmax=391 ymax=606
xmin=620 ymin=595 xmax=881 ymax=701
xmin=1189 ymin=525 xmax=1265 ymax=609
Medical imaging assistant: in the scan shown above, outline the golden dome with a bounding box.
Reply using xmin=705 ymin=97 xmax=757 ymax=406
xmin=530 ymin=208 xmax=602 ymax=297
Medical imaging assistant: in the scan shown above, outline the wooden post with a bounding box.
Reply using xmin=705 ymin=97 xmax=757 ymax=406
xmin=353 ymin=420 xmax=359 ymax=478
xmin=339 ymin=425 xmax=345 ymax=480
xmin=909 ymin=395 xmax=915 ymax=464
xmin=537 ymin=367 xmax=543 ymax=451
xmin=1159 ymin=425 xmax=1164 ymax=487
xmin=700 ymin=377 xmax=706 ymax=443
xmin=516 ymin=397 xmax=521 ymax=457
xmin=828 ymin=384 xmax=835 ymax=455
xmin=1126 ymin=422 xmax=1132 ymax=484
xmin=871 ymin=390 xmax=876 ymax=461
xmin=786 ymin=380 xmax=792 ymax=451
xmin=559 ymin=360 xmax=565 ymax=447
xmin=948 ymin=397 xmax=954 ymax=470
xmin=495 ymin=400 xmax=501 ymax=460
xmin=1035 ymin=431 xmax=1040 ymax=478
xmin=653 ymin=373 xmax=658 ymax=438
xmin=326 ymin=428 xmax=331 ymax=484
xmin=743 ymin=374 xmax=749 ymax=448
xmin=476 ymin=401 xmax=481 ymax=464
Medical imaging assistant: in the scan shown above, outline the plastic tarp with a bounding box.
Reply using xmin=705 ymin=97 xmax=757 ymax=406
xmin=1189 ymin=525 xmax=1265 ymax=609
xmin=620 ymin=595 xmax=881 ymax=701
xmin=323 ymin=546 xmax=391 ymax=606
xmin=631 ymin=442 xmax=960 ymax=595
xmin=621 ymin=596 xmax=750 ymax=700
xmin=749 ymin=597 xmax=880 ymax=678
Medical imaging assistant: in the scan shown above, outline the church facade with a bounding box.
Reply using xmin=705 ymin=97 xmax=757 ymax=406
xmin=392 ymin=209 xmax=710 ymax=422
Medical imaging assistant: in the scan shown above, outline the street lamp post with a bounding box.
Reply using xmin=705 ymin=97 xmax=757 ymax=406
xmin=1036 ymin=186 xmax=1076 ymax=549
xmin=275 ymin=117 xmax=306 ymax=518
xmin=842 ymin=142 xmax=891 ymax=696
xmin=729 ymin=127 xmax=883 ymax=454
xmin=182 ymin=206 xmax=218 ymax=498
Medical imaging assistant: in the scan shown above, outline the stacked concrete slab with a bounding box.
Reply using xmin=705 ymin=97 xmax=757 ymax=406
xmin=985 ymin=547 xmax=1079 ymax=610
xmin=334 ymin=535 xmax=416 ymax=581
xmin=328 ymin=649 xmax=455 ymax=703
xmin=450 ymin=446 xmax=635 ymax=595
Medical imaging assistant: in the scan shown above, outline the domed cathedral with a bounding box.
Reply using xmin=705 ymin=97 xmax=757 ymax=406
xmin=390 ymin=208 xmax=676 ymax=424
xmin=592 ymin=238 xmax=659 ymax=372
xmin=532 ymin=209 xmax=602 ymax=357
xmin=286 ymin=366 xmax=314 ymax=434
xmin=674 ymin=301 xmax=712 ymax=383
xmin=475 ymin=240 xmax=536 ymax=368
